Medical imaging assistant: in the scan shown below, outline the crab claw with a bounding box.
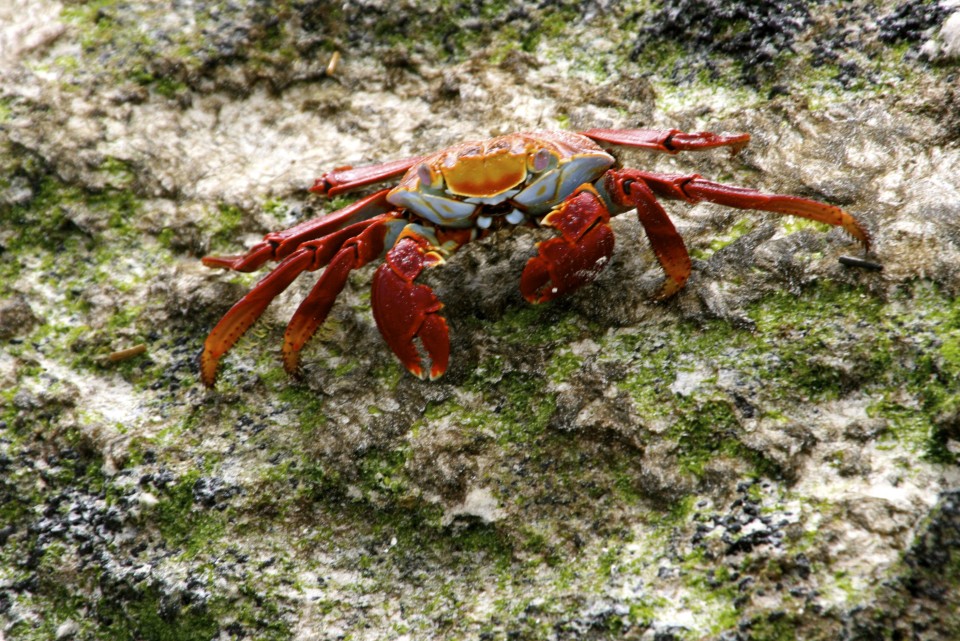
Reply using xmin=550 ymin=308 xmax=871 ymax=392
xmin=372 ymin=235 xmax=449 ymax=380
xmin=521 ymin=185 xmax=615 ymax=304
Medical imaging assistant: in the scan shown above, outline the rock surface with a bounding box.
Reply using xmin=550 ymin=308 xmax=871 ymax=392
xmin=1 ymin=1 xmax=959 ymax=639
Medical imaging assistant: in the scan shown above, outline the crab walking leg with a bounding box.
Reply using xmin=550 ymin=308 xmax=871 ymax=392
xmin=200 ymin=214 xmax=397 ymax=386
xmin=371 ymin=230 xmax=457 ymax=380
xmin=581 ymin=128 xmax=751 ymax=155
xmin=600 ymin=171 xmax=693 ymax=299
xmin=310 ymin=155 xmax=430 ymax=196
xmin=202 ymin=190 xmax=395 ymax=273
xmin=618 ymin=169 xmax=872 ymax=249
xmin=521 ymin=185 xmax=616 ymax=304
xmin=282 ymin=217 xmax=403 ymax=374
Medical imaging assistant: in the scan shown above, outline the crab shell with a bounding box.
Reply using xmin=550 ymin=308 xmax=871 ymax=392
xmin=385 ymin=130 xmax=616 ymax=229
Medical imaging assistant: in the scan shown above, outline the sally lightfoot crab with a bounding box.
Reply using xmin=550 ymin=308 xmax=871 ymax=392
xmin=200 ymin=128 xmax=870 ymax=386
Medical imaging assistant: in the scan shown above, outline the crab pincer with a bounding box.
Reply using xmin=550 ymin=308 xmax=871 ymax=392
xmin=371 ymin=234 xmax=450 ymax=380
xmin=520 ymin=184 xmax=615 ymax=303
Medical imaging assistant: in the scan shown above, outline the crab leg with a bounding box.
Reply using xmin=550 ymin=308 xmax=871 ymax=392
xmin=581 ymin=128 xmax=751 ymax=155
xmin=618 ymin=169 xmax=871 ymax=249
xmin=202 ymin=190 xmax=395 ymax=273
xmin=602 ymin=167 xmax=870 ymax=299
xmin=310 ymin=155 xmax=429 ymax=196
xmin=200 ymin=213 xmax=398 ymax=386
xmin=602 ymin=172 xmax=692 ymax=299
xmin=521 ymin=185 xmax=616 ymax=304
xmin=371 ymin=229 xmax=458 ymax=380
xmin=281 ymin=216 xmax=407 ymax=374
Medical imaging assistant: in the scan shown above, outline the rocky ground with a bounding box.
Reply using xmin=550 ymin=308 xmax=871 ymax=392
xmin=2 ymin=1 xmax=960 ymax=639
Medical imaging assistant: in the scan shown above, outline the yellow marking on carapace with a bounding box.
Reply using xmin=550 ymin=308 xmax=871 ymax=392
xmin=440 ymin=151 xmax=528 ymax=198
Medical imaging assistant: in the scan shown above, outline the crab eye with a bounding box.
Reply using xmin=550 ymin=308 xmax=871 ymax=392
xmin=417 ymin=163 xmax=444 ymax=189
xmin=529 ymin=148 xmax=558 ymax=173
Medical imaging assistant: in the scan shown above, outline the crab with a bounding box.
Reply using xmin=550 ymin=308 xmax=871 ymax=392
xmin=199 ymin=128 xmax=870 ymax=386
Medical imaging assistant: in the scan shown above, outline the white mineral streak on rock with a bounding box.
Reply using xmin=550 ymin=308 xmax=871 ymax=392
xmin=0 ymin=0 xmax=64 ymax=66
xmin=670 ymin=365 xmax=712 ymax=396
xmin=923 ymin=3 xmax=960 ymax=60
xmin=54 ymin=619 xmax=79 ymax=639
xmin=787 ymin=396 xmax=953 ymax=608
xmin=38 ymin=359 xmax=145 ymax=432
xmin=442 ymin=487 xmax=505 ymax=525
xmin=943 ymin=11 xmax=960 ymax=58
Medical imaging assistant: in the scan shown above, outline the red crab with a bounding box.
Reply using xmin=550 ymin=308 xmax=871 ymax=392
xmin=200 ymin=128 xmax=870 ymax=386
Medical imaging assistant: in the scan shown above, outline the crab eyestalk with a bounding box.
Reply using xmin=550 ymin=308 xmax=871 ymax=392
xmin=416 ymin=163 xmax=445 ymax=191
xmin=528 ymin=148 xmax=559 ymax=173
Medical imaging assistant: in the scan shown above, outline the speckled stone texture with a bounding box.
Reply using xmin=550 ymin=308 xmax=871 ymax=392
xmin=1 ymin=1 xmax=959 ymax=640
